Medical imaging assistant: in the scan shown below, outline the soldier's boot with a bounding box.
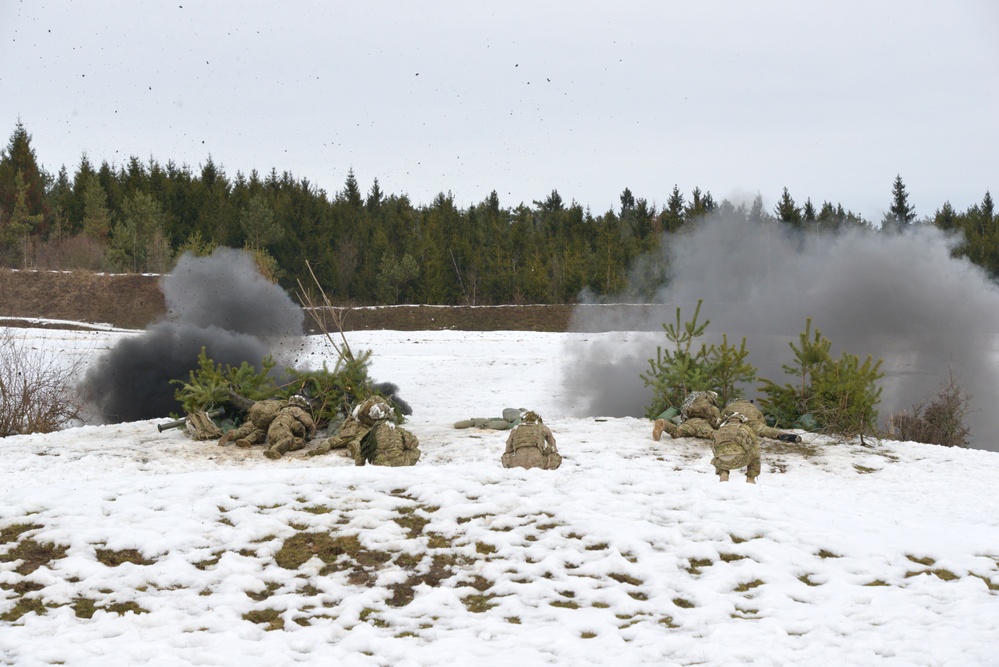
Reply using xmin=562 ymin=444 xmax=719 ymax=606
xmin=777 ymin=433 xmax=802 ymax=443
xmin=718 ymin=470 xmax=730 ymax=482
xmin=654 ymin=419 xmax=679 ymax=441
xmin=652 ymin=419 xmax=667 ymax=441
xmin=264 ymin=440 xmax=291 ymax=460
xmin=746 ymin=475 xmax=757 ymax=484
xmin=234 ymin=438 xmax=253 ymax=448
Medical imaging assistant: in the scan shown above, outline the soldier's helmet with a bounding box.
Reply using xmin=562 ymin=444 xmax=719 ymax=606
xmin=722 ymin=412 xmax=748 ymax=426
xmin=288 ymin=394 xmax=310 ymax=409
xmin=521 ymin=410 xmax=541 ymax=423
xmin=356 ymin=396 xmax=392 ymax=426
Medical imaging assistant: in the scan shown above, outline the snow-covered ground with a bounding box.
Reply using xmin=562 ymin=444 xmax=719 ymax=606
xmin=2 ymin=325 xmax=998 ymax=666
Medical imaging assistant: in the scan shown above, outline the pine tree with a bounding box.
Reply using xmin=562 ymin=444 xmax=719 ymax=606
xmin=340 ymin=169 xmax=363 ymax=208
xmin=663 ymin=185 xmax=685 ymax=233
xmin=774 ymin=187 xmax=802 ymax=228
xmin=748 ymin=193 xmax=770 ymax=225
xmin=981 ymin=191 xmax=994 ymax=224
xmin=884 ymin=174 xmax=915 ymax=230
xmin=239 ymin=194 xmax=283 ymax=249
xmin=933 ymin=201 xmax=958 ymax=233
xmin=108 ymin=191 xmax=170 ymax=272
xmin=0 ymin=172 xmax=44 ymax=264
xmin=0 ymin=122 xmax=48 ymax=233
xmin=81 ymin=173 xmax=112 ymax=240
xmin=803 ymin=198 xmax=816 ymax=223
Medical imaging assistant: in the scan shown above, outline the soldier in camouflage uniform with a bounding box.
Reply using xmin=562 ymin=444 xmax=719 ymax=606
xmin=721 ymin=399 xmax=801 ymax=443
xmin=308 ymin=395 xmax=420 ymax=466
xmin=501 ymin=411 xmax=561 ymax=470
xmin=219 ymin=399 xmax=287 ymax=448
xmin=359 ymin=421 xmax=421 ymax=467
xmin=653 ymin=391 xmax=721 ymax=441
xmin=711 ymin=412 xmax=761 ymax=483
xmin=219 ymin=396 xmax=317 ymax=458
xmin=263 ymin=395 xmax=317 ymax=460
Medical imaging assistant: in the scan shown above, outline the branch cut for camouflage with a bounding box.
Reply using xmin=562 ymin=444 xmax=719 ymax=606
xmin=297 ymin=260 xmax=356 ymax=373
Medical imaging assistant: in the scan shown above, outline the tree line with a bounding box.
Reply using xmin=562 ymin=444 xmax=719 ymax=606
xmin=0 ymin=121 xmax=995 ymax=304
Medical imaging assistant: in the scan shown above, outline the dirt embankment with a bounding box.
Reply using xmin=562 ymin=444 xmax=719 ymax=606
xmin=0 ymin=269 xmax=593 ymax=331
xmin=0 ymin=270 xmax=165 ymax=330
xmin=0 ymin=269 xmax=668 ymax=332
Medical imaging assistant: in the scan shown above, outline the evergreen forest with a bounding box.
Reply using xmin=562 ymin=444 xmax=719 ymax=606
xmin=0 ymin=122 xmax=994 ymax=304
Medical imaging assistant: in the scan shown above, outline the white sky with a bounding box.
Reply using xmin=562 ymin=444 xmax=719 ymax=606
xmin=2 ymin=1 xmax=997 ymax=221
xmin=1 ymin=325 xmax=998 ymax=664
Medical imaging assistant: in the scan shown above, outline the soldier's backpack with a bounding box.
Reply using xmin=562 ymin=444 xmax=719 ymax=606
xmin=681 ymin=391 xmax=721 ymax=427
xmin=501 ymin=423 xmax=562 ymax=470
xmin=186 ymin=409 xmax=223 ymax=441
xmin=711 ymin=418 xmax=758 ymax=471
xmin=358 ymin=422 xmax=421 ymax=467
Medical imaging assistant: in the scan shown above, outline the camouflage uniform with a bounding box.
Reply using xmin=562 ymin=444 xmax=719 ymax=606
xmin=711 ymin=416 xmax=761 ymax=483
xmin=721 ymin=399 xmax=799 ymax=442
xmin=502 ymin=412 xmax=561 ymax=470
xmin=682 ymin=391 xmax=721 ymax=427
xmin=308 ymin=396 xmax=415 ymax=467
xmin=360 ymin=422 xmax=421 ymax=467
xmin=219 ymin=399 xmax=286 ymax=447
xmin=264 ymin=405 xmax=316 ymax=459
xmin=666 ymin=417 xmax=717 ymax=439
xmin=653 ymin=391 xmax=720 ymax=441
xmin=309 ymin=416 xmax=372 ymax=458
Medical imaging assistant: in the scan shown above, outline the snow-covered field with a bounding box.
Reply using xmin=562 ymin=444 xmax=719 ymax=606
xmin=2 ymin=325 xmax=998 ymax=666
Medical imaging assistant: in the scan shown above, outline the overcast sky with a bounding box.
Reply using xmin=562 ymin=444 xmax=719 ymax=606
xmin=2 ymin=1 xmax=996 ymax=221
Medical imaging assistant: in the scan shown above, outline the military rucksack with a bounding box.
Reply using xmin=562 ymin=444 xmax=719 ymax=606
xmin=711 ymin=421 xmax=758 ymax=471
xmin=501 ymin=423 xmax=562 ymax=470
xmin=358 ymin=422 xmax=420 ymax=467
xmin=186 ymin=409 xmax=223 ymax=441
xmin=681 ymin=391 xmax=721 ymax=427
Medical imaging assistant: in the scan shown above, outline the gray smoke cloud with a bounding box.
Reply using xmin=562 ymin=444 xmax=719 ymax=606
xmin=563 ymin=213 xmax=999 ymax=452
xmin=81 ymin=248 xmax=304 ymax=422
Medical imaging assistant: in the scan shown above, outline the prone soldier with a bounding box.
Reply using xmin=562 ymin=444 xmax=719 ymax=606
xmin=309 ymin=395 xmax=420 ymax=466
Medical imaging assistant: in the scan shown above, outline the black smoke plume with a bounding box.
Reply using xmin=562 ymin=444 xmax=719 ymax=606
xmin=563 ymin=213 xmax=999 ymax=452
xmin=81 ymin=248 xmax=304 ymax=422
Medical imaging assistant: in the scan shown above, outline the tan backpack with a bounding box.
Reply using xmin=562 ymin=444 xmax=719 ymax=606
xmin=502 ymin=422 xmax=562 ymax=470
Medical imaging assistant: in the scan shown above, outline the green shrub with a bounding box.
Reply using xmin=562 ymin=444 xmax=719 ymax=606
xmin=172 ymin=349 xmax=280 ymax=414
xmin=758 ymin=319 xmax=883 ymax=437
xmin=641 ymin=300 xmax=756 ymax=418
xmin=170 ymin=345 xmax=405 ymax=429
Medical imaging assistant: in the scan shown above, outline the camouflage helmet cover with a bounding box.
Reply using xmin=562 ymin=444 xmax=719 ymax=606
xmin=355 ymin=395 xmax=392 ymax=426
xmin=288 ymin=394 xmax=310 ymax=409
xmin=521 ymin=410 xmax=541 ymax=423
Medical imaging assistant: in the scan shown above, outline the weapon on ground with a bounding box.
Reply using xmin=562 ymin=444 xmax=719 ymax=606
xmin=227 ymin=390 xmax=256 ymax=412
xmin=157 ymin=408 xmax=225 ymax=433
